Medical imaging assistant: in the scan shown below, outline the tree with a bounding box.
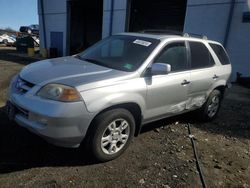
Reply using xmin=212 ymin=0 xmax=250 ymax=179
xmin=4 ymin=27 xmax=17 ymax=33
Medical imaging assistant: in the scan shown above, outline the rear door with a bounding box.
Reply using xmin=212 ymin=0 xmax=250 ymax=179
xmin=187 ymin=41 xmax=217 ymax=109
xmin=208 ymin=43 xmax=232 ymax=84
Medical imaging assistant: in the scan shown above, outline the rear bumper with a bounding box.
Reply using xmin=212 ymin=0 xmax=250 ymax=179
xmin=223 ymin=82 xmax=232 ymax=97
xmin=226 ymin=82 xmax=232 ymax=89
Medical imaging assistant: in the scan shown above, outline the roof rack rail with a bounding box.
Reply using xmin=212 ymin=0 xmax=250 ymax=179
xmin=183 ymin=32 xmax=208 ymax=40
xmin=140 ymin=29 xmax=183 ymax=36
xmin=139 ymin=29 xmax=208 ymax=39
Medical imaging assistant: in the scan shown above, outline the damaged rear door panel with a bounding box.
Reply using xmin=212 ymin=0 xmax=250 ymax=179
xmin=187 ymin=41 xmax=218 ymax=110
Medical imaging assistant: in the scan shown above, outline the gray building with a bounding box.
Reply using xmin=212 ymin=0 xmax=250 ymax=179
xmin=38 ymin=0 xmax=250 ymax=79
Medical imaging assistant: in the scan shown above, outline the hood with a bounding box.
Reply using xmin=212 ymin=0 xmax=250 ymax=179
xmin=20 ymin=56 xmax=131 ymax=89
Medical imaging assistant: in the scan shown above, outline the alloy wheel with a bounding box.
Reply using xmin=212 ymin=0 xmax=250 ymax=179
xmin=207 ymin=95 xmax=220 ymax=118
xmin=101 ymin=118 xmax=130 ymax=155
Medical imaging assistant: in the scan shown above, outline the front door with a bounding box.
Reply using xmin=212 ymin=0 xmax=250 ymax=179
xmin=144 ymin=41 xmax=190 ymax=121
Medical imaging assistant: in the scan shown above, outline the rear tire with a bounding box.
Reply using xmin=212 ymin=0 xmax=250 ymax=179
xmin=199 ymin=89 xmax=222 ymax=121
xmin=87 ymin=108 xmax=135 ymax=162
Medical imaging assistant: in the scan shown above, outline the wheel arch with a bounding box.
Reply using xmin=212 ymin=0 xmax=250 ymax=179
xmin=85 ymin=102 xmax=143 ymax=141
xmin=213 ymin=85 xmax=226 ymax=98
xmin=207 ymin=80 xmax=227 ymax=99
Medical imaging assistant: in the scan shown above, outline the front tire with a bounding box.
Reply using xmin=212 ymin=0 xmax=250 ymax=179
xmin=88 ymin=109 xmax=135 ymax=162
xmin=200 ymin=89 xmax=222 ymax=121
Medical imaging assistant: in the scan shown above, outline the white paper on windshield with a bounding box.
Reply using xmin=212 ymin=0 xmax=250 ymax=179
xmin=133 ymin=39 xmax=152 ymax=47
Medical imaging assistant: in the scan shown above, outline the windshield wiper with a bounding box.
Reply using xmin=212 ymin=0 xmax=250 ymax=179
xmin=82 ymin=58 xmax=102 ymax=64
xmin=75 ymin=56 xmax=116 ymax=70
xmin=74 ymin=54 xmax=81 ymax=59
xmin=76 ymin=56 xmax=105 ymax=66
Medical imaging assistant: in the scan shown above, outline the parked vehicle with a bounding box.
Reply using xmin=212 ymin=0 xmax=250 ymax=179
xmin=6 ymin=32 xmax=231 ymax=161
xmin=19 ymin=24 xmax=39 ymax=35
xmin=0 ymin=34 xmax=16 ymax=46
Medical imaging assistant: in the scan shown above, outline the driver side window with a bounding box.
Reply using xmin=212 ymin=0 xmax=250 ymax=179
xmin=155 ymin=42 xmax=188 ymax=72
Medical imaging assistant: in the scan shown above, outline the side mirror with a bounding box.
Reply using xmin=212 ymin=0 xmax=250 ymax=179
xmin=151 ymin=63 xmax=171 ymax=76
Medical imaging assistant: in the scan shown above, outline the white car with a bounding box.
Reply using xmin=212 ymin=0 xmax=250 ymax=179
xmin=0 ymin=34 xmax=16 ymax=45
xmin=7 ymin=32 xmax=232 ymax=161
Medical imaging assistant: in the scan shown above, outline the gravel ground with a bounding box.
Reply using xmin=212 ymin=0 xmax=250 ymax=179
xmin=0 ymin=47 xmax=249 ymax=188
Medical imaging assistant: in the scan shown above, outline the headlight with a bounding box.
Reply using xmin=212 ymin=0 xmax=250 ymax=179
xmin=37 ymin=84 xmax=82 ymax=102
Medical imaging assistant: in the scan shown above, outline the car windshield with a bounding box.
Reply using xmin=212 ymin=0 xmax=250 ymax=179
xmin=78 ymin=35 xmax=160 ymax=72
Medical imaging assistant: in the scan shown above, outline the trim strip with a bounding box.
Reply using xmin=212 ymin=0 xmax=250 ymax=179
xmin=188 ymin=1 xmax=245 ymax=7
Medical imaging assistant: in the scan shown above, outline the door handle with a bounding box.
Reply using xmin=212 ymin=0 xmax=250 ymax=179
xmin=181 ymin=79 xmax=190 ymax=86
xmin=212 ymin=74 xmax=219 ymax=79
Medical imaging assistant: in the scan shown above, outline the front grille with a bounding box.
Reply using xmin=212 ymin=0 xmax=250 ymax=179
xmin=15 ymin=76 xmax=35 ymax=94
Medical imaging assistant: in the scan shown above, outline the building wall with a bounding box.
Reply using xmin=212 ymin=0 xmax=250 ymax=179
xmin=38 ymin=0 xmax=250 ymax=79
xmin=184 ymin=0 xmax=250 ymax=79
xmin=38 ymin=0 xmax=67 ymax=56
xmin=102 ymin=0 xmax=128 ymax=38
xmin=226 ymin=1 xmax=250 ymax=79
xmin=38 ymin=0 xmax=128 ymax=55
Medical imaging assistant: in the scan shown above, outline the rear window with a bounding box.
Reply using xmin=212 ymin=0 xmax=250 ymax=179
xmin=209 ymin=43 xmax=230 ymax=65
xmin=189 ymin=41 xmax=215 ymax=69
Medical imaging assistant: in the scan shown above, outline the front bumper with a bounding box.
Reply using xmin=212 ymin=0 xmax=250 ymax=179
xmin=8 ymin=78 xmax=94 ymax=148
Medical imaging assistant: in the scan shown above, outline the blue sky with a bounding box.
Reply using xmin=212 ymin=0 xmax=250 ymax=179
xmin=0 ymin=0 xmax=38 ymax=31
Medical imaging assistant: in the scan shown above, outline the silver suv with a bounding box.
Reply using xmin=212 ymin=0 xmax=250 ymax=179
xmin=7 ymin=32 xmax=232 ymax=161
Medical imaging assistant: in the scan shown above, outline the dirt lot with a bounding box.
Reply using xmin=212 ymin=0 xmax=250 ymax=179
xmin=0 ymin=47 xmax=249 ymax=188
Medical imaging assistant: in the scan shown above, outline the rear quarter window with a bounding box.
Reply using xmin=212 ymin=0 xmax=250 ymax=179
xmin=209 ymin=43 xmax=230 ymax=65
xmin=189 ymin=41 xmax=215 ymax=69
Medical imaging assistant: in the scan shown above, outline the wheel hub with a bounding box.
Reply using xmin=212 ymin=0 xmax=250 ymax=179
xmin=112 ymin=132 xmax=120 ymax=140
xmin=101 ymin=118 xmax=130 ymax=155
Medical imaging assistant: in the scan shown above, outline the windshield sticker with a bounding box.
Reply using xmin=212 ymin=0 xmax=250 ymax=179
xmin=133 ymin=39 xmax=152 ymax=47
xmin=123 ymin=64 xmax=133 ymax=70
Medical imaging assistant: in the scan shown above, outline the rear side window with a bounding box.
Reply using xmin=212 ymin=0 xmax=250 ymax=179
xmin=209 ymin=43 xmax=230 ymax=65
xmin=189 ymin=41 xmax=215 ymax=69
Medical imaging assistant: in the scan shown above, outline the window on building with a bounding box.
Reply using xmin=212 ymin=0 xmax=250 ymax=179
xmin=154 ymin=42 xmax=188 ymax=72
xmin=209 ymin=43 xmax=230 ymax=65
xmin=242 ymin=12 xmax=250 ymax=22
xmin=189 ymin=41 xmax=215 ymax=69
